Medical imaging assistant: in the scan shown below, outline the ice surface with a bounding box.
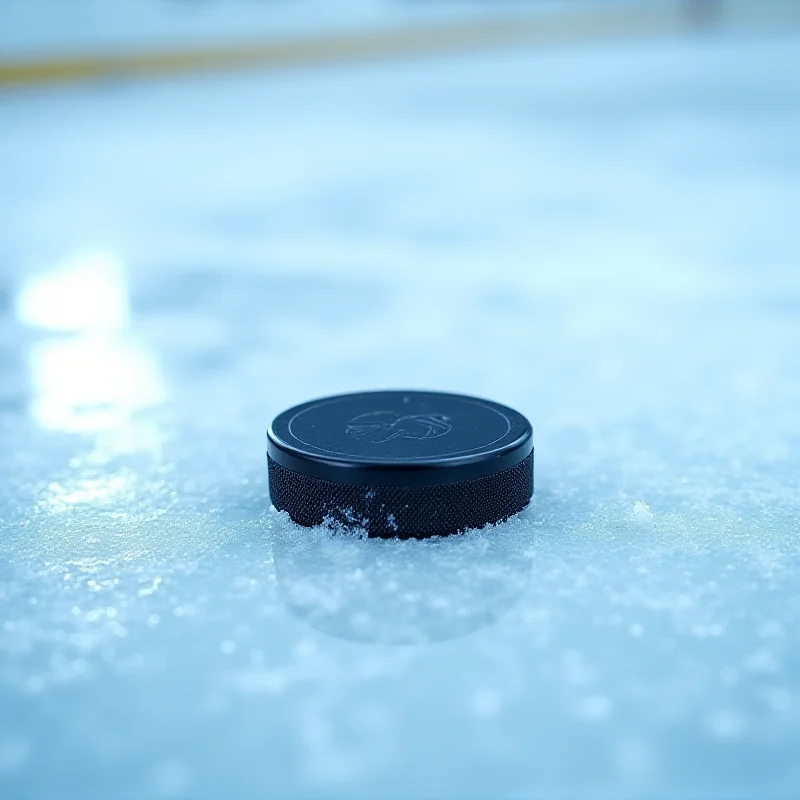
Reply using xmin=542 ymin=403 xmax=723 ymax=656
xmin=1 ymin=27 xmax=800 ymax=800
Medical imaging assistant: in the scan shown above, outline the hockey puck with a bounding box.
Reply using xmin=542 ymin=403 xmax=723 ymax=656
xmin=267 ymin=390 xmax=533 ymax=538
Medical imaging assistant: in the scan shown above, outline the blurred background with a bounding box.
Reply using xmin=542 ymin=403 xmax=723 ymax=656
xmin=1 ymin=1 xmax=800 ymax=798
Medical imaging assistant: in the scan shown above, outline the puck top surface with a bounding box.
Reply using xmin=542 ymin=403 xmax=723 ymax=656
xmin=268 ymin=390 xmax=533 ymax=486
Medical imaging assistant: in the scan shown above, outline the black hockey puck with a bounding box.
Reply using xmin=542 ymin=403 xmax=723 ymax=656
xmin=267 ymin=390 xmax=533 ymax=538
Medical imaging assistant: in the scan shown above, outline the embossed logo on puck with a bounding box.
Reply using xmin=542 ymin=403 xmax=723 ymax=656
xmin=346 ymin=411 xmax=451 ymax=444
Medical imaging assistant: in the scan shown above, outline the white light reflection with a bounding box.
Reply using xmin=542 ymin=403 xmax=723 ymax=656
xmin=18 ymin=252 xmax=166 ymax=512
xmin=16 ymin=251 xmax=130 ymax=333
xmin=28 ymin=336 xmax=164 ymax=435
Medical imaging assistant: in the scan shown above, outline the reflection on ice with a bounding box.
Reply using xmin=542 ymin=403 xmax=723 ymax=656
xmin=274 ymin=511 xmax=535 ymax=645
xmin=40 ymin=475 xmax=130 ymax=512
xmin=16 ymin=251 xmax=165 ymax=438
xmin=15 ymin=251 xmax=130 ymax=333
xmin=14 ymin=252 xmax=167 ymax=518
xmin=27 ymin=336 xmax=164 ymax=435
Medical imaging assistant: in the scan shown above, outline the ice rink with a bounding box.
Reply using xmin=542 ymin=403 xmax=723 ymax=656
xmin=1 ymin=2 xmax=800 ymax=797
